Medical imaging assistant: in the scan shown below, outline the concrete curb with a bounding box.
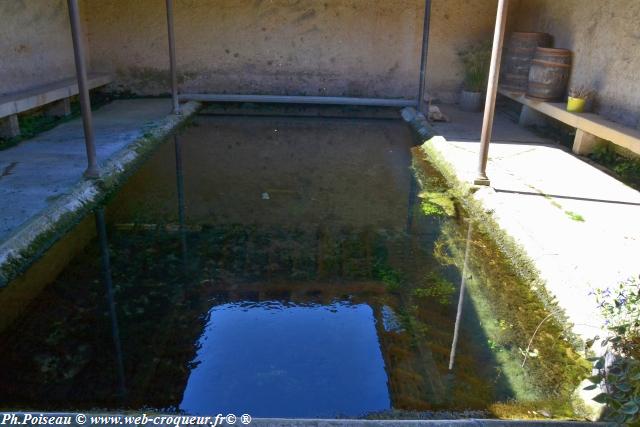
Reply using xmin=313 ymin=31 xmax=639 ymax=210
xmin=245 ymin=419 xmax=608 ymax=427
xmin=0 ymin=413 xmax=612 ymax=427
xmin=0 ymin=101 xmax=201 ymax=287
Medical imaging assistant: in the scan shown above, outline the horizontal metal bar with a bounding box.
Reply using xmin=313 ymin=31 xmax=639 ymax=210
xmin=178 ymin=93 xmax=417 ymax=108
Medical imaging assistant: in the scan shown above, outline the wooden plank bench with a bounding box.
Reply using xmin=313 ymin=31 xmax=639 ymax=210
xmin=0 ymin=73 xmax=112 ymax=138
xmin=499 ymin=88 xmax=640 ymax=157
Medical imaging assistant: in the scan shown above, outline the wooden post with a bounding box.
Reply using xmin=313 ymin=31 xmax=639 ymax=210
xmin=474 ymin=0 xmax=509 ymax=186
xmin=0 ymin=115 xmax=20 ymax=138
xmin=572 ymin=129 xmax=601 ymax=155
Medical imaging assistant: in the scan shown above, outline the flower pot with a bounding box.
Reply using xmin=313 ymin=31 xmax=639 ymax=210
xmin=459 ymin=90 xmax=483 ymax=112
xmin=567 ymin=96 xmax=586 ymax=113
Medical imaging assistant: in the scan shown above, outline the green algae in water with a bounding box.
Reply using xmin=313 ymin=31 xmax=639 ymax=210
xmin=420 ymin=192 xmax=456 ymax=217
xmin=411 ymin=146 xmax=590 ymax=418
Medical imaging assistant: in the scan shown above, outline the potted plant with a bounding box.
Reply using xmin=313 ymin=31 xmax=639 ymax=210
xmin=458 ymin=42 xmax=491 ymax=112
xmin=567 ymin=85 xmax=593 ymax=113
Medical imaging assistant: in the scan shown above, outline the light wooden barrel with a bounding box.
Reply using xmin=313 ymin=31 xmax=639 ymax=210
xmin=526 ymin=47 xmax=572 ymax=101
xmin=500 ymin=32 xmax=552 ymax=93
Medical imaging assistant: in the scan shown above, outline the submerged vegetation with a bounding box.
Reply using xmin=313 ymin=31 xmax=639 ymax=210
xmin=0 ymin=114 xmax=601 ymax=418
xmin=420 ymin=192 xmax=456 ymax=217
xmin=413 ymin=273 xmax=455 ymax=305
xmin=412 ymin=145 xmax=591 ymax=418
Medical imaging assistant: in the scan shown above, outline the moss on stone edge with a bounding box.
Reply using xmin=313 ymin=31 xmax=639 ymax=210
xmin=0 ymin=102 xmax=202 ymax=287
xmin=408 ymin=132 xmax=592 ymax=416
xmin=416 ymin=136 xmax=580 ymax=347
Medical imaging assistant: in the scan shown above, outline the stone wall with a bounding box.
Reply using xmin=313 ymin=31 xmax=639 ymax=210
xmin=510 ymin=0 xmax=640 ymax=128
xmin=0 ymin=0 xmax=83 ymax=95
xmin=83 ymin=0 xmax=499 ymax=102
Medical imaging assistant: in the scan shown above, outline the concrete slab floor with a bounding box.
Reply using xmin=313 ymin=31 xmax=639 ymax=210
xmin=0 ymin=99 xmax=176 ymax=242
xmin=425 ymin=105 xmax=640 ymax=341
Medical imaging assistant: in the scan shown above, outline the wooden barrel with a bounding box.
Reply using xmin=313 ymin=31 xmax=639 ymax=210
xmin=526 ymin=47 xmax=572 ymax=101
xmin=500 ymin=32 xmax=552 ymax=93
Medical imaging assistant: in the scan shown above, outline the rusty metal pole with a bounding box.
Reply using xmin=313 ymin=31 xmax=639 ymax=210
xmin=417 ymin=0 xmax=432 ymax=113
xmin=67 ymin=0 xmax=100 ymax=178
xmin=166 ymin=0 xmax=180 ymax=114
xmin=474 ymin=0 xmax=509 ymax=186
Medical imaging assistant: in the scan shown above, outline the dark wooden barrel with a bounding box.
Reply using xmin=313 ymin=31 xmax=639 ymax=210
xmin=500 ymin=32 xmax=552 ymax=93
xmin=526 ymin=47 xmax=572 ymax=101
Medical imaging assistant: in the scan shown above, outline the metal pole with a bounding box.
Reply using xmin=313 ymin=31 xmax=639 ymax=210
xmin=95 ymin=208 xmax=127 ymax=399
xmin=67 ymin=0 xmax=100 ymax=178
xmin=166 ymin=0 xmax=180 ymax=114
xmin=449 ymin=220 xmax=473 ymax=371
xmin=474 ymin=0 xmax=509 ymax=186
xmin=417 ymin=0 xmax=432 ymax=113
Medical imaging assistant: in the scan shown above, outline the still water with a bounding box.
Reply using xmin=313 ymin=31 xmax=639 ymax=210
xmin=0 ymin=113 xmax=584 ymax=417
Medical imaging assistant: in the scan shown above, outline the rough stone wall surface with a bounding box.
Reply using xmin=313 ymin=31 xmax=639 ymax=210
xmin=426 ymin=0 xmax=499 ymax=103
xmin=511 ymin=0 xmax=640 ymax=128
xmin=84 ymin=0 xmax=498 ymax=101
xmin=0 ymin=0 xmax=77 ymax=95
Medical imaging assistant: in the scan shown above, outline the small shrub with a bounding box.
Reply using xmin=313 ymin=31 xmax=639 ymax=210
xmin=458 ymin=41 xmax=492 ymax=92
xmin=590 ymin=144 xmax=640 ymax=189
xmin=586 ymin=276 xmax=640 ymax=424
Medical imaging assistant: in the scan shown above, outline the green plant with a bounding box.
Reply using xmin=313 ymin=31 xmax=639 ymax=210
xmin=591 ymin=144 xmax=619 ymax=164
xmin=585 ymin=276 xmax=640 ymax=424
xmin=458 ymin=41 xmax=492 ymax=92
xmin=590 ymin=144 xmax=640 ymax=189
xmin=565 ymin=211 xmax=585 ymax=222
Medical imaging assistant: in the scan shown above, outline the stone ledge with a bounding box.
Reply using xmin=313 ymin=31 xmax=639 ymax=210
xmin=0 ymin=100 xmax=201 ymax=287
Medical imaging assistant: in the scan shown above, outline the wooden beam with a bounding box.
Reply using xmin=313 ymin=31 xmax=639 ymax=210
xmin=0 ymin=74 xmax=112 ymax=119
xmin=501 ymin=89 xmax=640 ymax=156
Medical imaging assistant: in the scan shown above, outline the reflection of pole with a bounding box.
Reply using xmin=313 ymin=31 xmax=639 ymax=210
xmin=403 ymin=176 xmax=418 ymax=265
xmin=174 ymin=135 xmax=188 ymax=270
xmin=406 ymin=176 xmax=418 ymax=235
xmin=449 ymin=219 xmax=473 ymax=370
xmin=95 ymin=208 xmax=126 ymax=398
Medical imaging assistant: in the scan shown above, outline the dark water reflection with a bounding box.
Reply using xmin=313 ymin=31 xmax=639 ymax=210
xmin=0 ymin=115 xmax=525 ymax=416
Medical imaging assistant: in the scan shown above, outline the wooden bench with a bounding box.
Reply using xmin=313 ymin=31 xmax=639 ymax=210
xmin=499 ymin=88 xmax=640 ymax=157
xmin=0 ymin=73 xmax=112 ymax=138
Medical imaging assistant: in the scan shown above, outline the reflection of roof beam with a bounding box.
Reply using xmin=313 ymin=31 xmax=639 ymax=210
xmin=200 ymin=280 xmax=387 ymax=306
